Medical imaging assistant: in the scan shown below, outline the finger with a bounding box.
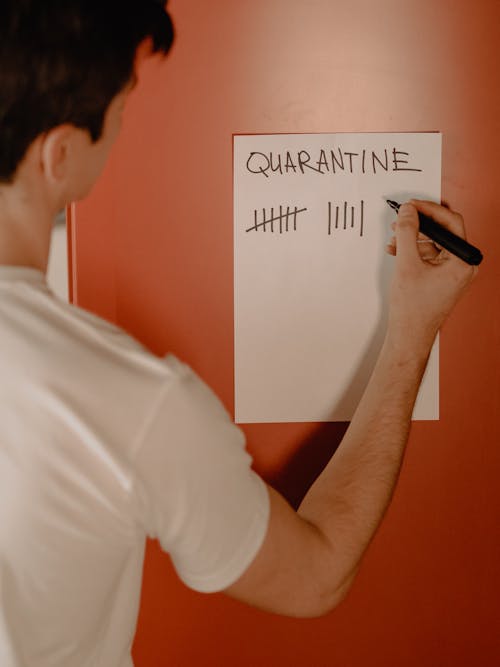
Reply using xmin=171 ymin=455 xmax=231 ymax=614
xmin=417 ymin=240 xmax=441 ymax=262
xmin=385 ymin=243 xmax=396 ymax=256
xmin=392 ymin=236 xmax=442 ymax=262
xmin=394 ymin=202 xmax=421 ymax=265
xmin=386 ymin=235 xmax=397 ymax=256
xmin=392 ymin=219 xmax=429 ymax=242
xmin=408 ymin=199 xmax=467 ymax=240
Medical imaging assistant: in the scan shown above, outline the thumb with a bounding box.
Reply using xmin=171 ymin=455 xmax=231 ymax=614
xmin=395 ymin=202 xmax=421 ymax=266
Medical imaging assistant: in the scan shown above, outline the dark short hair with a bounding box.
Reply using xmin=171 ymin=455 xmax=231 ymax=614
xmin=0 ymin=1 xmax=174 ymax=183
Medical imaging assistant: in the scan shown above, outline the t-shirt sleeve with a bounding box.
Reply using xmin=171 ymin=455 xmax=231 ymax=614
xmin=131 ymin=355 xmax=270 ymax=593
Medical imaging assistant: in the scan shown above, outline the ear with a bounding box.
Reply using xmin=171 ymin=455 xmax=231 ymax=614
xmin=39 ymin=124 xmax=79 ymax=187
xmin=135 ymin=36 xmax=155 ymax=70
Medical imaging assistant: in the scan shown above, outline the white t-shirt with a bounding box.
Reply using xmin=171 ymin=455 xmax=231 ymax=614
xmin=0 ymin=266 xmax=270 ymax=667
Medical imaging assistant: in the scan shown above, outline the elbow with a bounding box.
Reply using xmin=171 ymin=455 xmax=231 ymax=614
xmin=310 ymin=575 xmax=356 ymax=618
xmin=289 ymin=569 xmax=358 ymax=619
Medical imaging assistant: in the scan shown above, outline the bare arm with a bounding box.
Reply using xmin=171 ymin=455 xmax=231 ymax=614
xmin=224 ymin=200 xmax=477 ymax=617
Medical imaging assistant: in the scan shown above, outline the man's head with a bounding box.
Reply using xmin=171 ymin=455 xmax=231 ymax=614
xmin=0 ymin=0 xmax=174 ymax=204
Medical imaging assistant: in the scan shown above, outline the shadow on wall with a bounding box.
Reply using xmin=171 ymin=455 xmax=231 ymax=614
xmin=268 ymin=421 xmax=349 ymax=509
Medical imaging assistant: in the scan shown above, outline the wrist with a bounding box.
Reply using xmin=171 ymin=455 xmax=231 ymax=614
xmin=382 ymin=325 xmax=436 ymax=368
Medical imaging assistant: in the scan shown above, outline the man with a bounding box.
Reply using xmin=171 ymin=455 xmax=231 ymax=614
xmin=0 ymin=1 xmax=477 ymax=665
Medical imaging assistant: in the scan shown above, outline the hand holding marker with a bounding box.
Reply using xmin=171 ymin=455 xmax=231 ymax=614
xmin=386 ymin=200 xmax=483 ymax=266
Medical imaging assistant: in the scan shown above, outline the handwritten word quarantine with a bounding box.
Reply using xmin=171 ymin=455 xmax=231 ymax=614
xmin=245 ymin=202 xmax=365 ymax=237
xmin=246 ymin=147 xmax=422 ymax=179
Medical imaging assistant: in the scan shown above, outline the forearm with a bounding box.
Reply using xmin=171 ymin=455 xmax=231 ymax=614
xmin=298 ymin=333 xmax=432 ymax=588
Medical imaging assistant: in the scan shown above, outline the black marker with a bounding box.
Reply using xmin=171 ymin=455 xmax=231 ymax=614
xmin=386 ymin=200 xmax=483 ymax=266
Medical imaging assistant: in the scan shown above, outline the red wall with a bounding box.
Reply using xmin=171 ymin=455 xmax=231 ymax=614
xmin=68 ymin=1 xmax=500 ymax=664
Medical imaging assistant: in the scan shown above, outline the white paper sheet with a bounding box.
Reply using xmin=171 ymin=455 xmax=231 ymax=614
xmin=234 ymin=132 xmax=441 ymax=423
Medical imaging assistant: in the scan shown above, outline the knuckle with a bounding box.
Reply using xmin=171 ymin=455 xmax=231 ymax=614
xmin=452 ymin=262 xmax=476 ymax=286
xmin=467 ymin=265 xmax=479 ymax=282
